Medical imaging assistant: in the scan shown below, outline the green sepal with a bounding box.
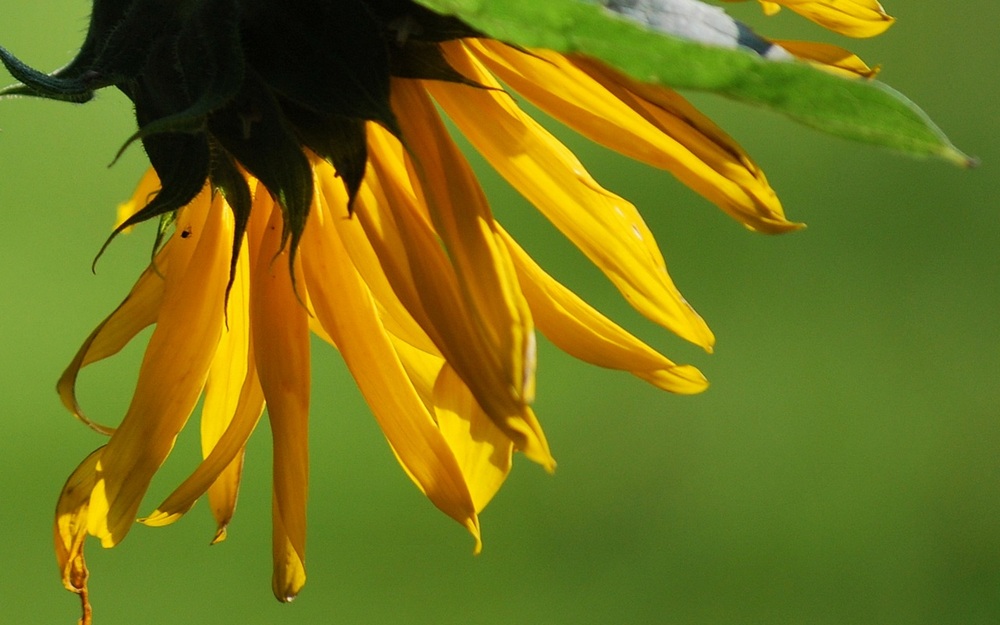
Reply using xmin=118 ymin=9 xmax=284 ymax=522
xmin=94 ymin=105 xmax=211 ymax=271
xmin=390 ymin=40 xmax=485 ymax=87
xmin=110 ymin=0 xmax=246 ymax=164
xmin=0 ymin=45 xmax=97 ymax=102
xmin=209 ymin=151 xmax=254 ymax=303
xmin=208 ymin=72 xmax=314 ymax=273
xmin=412 ymin=0 xmax=973 ymax=166
xmin=151 ymin=211 xmax=178 ymax=267
xmin=282 ymin=103 xmax=369 ymax=213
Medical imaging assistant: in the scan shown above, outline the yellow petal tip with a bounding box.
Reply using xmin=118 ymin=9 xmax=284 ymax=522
xmin=211 ymin=526 xmax=229 ymax=545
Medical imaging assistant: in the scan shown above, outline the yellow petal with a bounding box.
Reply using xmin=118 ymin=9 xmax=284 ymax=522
xmin=773 ymin=39 xmax=879 ymax=78
xmin=471 ymin=40 xmax=793 ymax=237
xmin=392 ymin=78 xmax=537 ymax=406
xmin=57 ymin=243 xmax=171 ymax=435
xmin=430 ymin=42 xmax=716 ymax=348
xmin=88 ymin=188 xmax=231 ymax=547
xmin=760 ymin=1 xmax=781 ymax=15
xmin=250 ymin=198 xmax=311 ymax=603
xmin=433 ymin=365 xmax=514 ymax=519
xmin=55 ymin=447 xmax=103 ymax=625
xmin=498 ymin=227 xmax=709 ymax=395
xmin=725 ymin=0 xmax=895 ymax=37
xmin=200 ymin=229 xmax=253 ymax=541
xmin=311 ymin=157 xmax=438 ymax=356
xmin=390 ymin=337 xmax=443 ymax=411
xmin=141 ymin=355 xmax=264 ymax=535
xmin=302 ymin=170 xmax=481 ymax=542
xmin=363 ymin=123 xmax=554 ymax=470
xmin=142 ymin=234 xmax=264 ymax=542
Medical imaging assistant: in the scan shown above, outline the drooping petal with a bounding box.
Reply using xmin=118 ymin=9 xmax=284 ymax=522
xmin=391 ymin=78 xmax=537 ymax=406
xmin=301 ymin=177 xmax=481 ymax=543
xmin=470 ymin=40 xmax=793 ymax=237
xmin=114 ymin=166 xmax=161 ymax=232
xmin=141 ymin=351 xmax=264 ymax=536
xmin=311 ymin=157 xmax=438 ymax=356
xmin=362 ymin=122 xmax=554 ymax=470
xmin=250 ymin=196 xmax=310 ymax=603
xmin=390 ymin=337 xmax=443 ymax=411
xmin=429 ymin=42 xmax=714 ymax=348
xmin=200 ymin=228 xmax=253 ymax=541
xmin=57 ymin=242 xmax=171 ymax=435
xmin=141 ymin=228 xmax=264 ymax=542
xmin=55 ymin=447 xmax=103 ymax=625
xmin=497 ymin=227 xmax=708 ymax=394
xmin=87 ymin=188 xmax=231 ymax=546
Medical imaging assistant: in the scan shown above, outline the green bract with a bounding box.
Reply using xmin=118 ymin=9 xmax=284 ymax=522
xmin=0 ymin=0 xmax=481 ymax=283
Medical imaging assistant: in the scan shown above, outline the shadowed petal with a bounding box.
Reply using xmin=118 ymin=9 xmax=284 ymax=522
xmin=54 ymin=447 xmax=104 ymax=625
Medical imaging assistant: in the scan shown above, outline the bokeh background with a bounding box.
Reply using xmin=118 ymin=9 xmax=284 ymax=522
xmin=1 ymin=2 xmax=997 ymax=624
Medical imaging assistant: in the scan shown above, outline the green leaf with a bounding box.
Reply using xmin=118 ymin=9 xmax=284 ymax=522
xmin=412 ymin=0 xmax=973 ymax=166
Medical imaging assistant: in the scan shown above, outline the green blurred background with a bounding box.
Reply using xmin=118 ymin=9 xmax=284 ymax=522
xmin=1 ymin=2 xmax=997 ymax=624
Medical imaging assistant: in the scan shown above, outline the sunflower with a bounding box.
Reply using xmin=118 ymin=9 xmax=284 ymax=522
xmin=0 ymin=0 xmax=931 ymax=622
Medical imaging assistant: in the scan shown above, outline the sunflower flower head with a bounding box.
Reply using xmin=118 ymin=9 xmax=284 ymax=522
xmin=0 ymin=1 xmax=969 ymax=623
xmin=5 ymin=0 xmax=497 ymax=278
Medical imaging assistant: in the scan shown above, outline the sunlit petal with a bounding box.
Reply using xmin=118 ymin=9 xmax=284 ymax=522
xmin=88 ymin=190 xmax=231 ymax=546
xmin=364 ymin=123 xmax=554 ymax=469
xmin=728 ymin=0 xmax=895 ymax=37
xmin=302 ymin=180 xmax=481 ymax=543
xmin=430 ymin=42 xmax=714 ymax=347
xmin=54 ymin=447 xmax=103 ymax=625
xmin=471 ymin=40 xmax=792 ymax=237
xmin=498 ymin=227 xmax=708 ymax=394
xmin=433 ymin=365 xmax=514 ymax=518
xmin=251 ymin=200 xmax=311 ymax=602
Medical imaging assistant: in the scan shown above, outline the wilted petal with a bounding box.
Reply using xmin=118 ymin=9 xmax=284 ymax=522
xmin=55 ymin=447 xmax=103 ymax=625
xmin=363 ymin=123 xmax=554 ymax=470
xmin=250 ymin=199 xmax=311 ymax=602
xmin=303 ymin=170 xmax=481 ymax=542
xmin=87 ymin=189 xmax=231 ymax=546
xmin=57 ymin=243 xmax=171 ymax=435
xmin=142 ymin=239 xmax=264 ymax=543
